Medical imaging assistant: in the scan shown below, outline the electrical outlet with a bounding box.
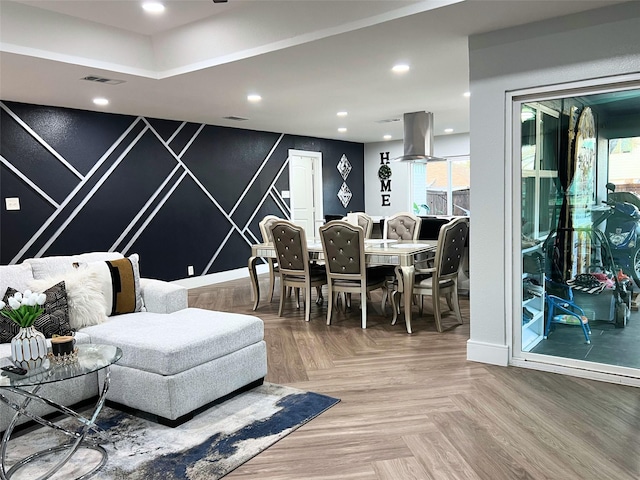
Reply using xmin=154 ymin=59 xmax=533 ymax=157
xmin=187 ymin=265 xmax=195 ymax=276
xmin=5 ymin=198 xmax=20 ymax=211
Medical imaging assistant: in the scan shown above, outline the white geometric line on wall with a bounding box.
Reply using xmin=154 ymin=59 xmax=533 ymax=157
xmin=239 ymin=180 xmax=290 ymax=258
xmin=177 ymin=123 xmax=206 ymax=159
xmin=120 ymin=118 xmax=254 ymax=261
xmin=271 ymin=184 xmax=290 ymax=216
xmin=35 ymin=125 xmax=150 ymax=258
xmin=144 ymin=121 xmax=265 ymax=261
xmin=0 ymin=155 xmax=59 ymax=208
xmin=337 ymin=182 xmax=352 ymax=208
xmin=10 ymin=117 xmax=144 ymax=264
xmin=110 ymin=163 xmax=184 ymax=252
xmin=337 ymin=154 xmax=351 ymax=180
xmin=270 ymin=189 xmax=290 ymax=217
xmin=166 ymin=121 xmax=187 ymax=145
xmin=140 ymin=117 xmax=201 ymax=161
xmin=203 ymin=226 xmax=237 ymax=275
xmin=152 ymin=119 xmax=272 ymax=255
xmin=271 ymin=187 xmax=283 ymax=205
xmin=246 ymin=229 xmax=261 ymax=245
xmin=145 ymin=119 xmax=260 ymax=262
xmin=145 ymin=121 xmax=229 ymax=219
xmin=241 ymin=156 xmax=290 ymax=233
xmin=0 ymin=102 xmax=83 ymax=180
xmin=147 ymin=123 xmax=257 ymax=257
xmin=229 ymin=133 xmax=284 ymax=217
xmin=203 ymin=135 xmax=291 ymax=271
xmin=6 ymin=107 xmax=291 ymax=276
xmin=121 ymin=170 xmax=189 ymax=255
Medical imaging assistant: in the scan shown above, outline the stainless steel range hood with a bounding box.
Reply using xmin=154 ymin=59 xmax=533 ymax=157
xmin=393 ymin=111 xmax=446 ymax=162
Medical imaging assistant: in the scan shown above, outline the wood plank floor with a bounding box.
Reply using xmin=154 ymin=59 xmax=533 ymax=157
xmin=189 ymin=276 xmax=640 ymax=480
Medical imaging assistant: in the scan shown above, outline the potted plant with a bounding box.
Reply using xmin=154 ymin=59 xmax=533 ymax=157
xmin=0 ymin=290 xmax=48 ymax=370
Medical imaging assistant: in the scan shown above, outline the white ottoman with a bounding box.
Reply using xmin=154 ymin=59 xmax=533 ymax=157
xmin=81 ymin=308 xmax=267 ymax=425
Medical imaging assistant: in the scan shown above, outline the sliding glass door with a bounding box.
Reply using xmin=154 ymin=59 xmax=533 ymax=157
xmin=513 ymin=81 xmax=640 ymax=377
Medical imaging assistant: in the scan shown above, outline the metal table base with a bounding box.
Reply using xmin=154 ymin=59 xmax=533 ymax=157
xmin=0 ymin=369 xmax=112 ymax=480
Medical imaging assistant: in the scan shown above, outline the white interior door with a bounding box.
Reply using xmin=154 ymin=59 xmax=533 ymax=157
xmin=289 ymin=150 xmax=323 ymax=238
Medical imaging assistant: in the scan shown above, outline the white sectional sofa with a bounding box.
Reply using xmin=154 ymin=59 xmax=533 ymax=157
xmin=0 ymin=252 xmax=267 ymax=431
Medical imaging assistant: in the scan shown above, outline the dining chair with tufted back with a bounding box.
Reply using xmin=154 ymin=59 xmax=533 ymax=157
xmin=343 ymin=212 xmax=374 ymax=239
xmin=383 ymin=212 xmax=422 ymax=241
xmin=270 ymin=220 xmax=327 ymax=322
xmin=259 ymin=215 xmax=282 ymax=303
xmin=392 ymin=217 xmax=468 ymax=332
xmin=319 ymin=220 xmax=388 ymax=328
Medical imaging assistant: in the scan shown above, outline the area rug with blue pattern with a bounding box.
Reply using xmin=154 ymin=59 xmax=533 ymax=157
xmin=4 ymin=383 xmax=339 ymax=479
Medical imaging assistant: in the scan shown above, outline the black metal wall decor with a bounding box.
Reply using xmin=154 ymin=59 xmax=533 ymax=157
xmin=0 ymin=101 xmax=364 ymax=280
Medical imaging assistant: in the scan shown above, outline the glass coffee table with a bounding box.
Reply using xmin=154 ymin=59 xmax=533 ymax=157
xmin=0 ymin=344 xmax=122 ymax=480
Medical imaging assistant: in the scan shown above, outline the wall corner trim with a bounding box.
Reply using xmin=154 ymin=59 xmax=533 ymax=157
xmin=466 ymin=339 xmax=509 ymax=366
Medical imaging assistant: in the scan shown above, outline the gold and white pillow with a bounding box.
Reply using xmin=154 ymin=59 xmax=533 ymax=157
xmin=80 ymin=254 xmax=145 ymax=316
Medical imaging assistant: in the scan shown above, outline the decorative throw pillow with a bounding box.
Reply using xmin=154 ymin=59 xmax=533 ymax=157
xmin=25 ymin=252 xmax=124 ymax=280
xmin=30 ymin=269 xmax=107 ymax=330
xmin=80 ymin=253 xmax=144 ymax=316
xmin=0 ymin=263 xmax=33 ymax=299
xmin=0 ymin=282 xmax=72 ymax=342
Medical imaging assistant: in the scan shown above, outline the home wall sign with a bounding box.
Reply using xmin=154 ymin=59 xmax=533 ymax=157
xmin=378 ymin=152 xmax=392 ymax=206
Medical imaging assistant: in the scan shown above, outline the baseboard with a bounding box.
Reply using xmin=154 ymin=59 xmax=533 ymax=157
xmin=466 ymin=339 xmax=509 ymax=366
xmin=172 ymin=264 xmax=269 ymax=289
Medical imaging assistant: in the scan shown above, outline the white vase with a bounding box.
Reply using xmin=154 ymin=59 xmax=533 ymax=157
xmin=11 ymin=326 xmax=48 ymax=370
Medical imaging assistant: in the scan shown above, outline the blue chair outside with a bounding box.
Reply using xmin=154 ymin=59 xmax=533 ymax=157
xmin=544 ymin=279 xmax=591 ymax=344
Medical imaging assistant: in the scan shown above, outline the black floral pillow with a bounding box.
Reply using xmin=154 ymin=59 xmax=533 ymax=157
xmin=0 ymin=282 xmax=72 ymax=343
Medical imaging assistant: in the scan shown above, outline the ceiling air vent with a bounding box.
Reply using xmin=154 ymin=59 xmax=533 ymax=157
xmin=81 ymin=76 xmax=125 ymax=85
xmin=223 ymin=116 xmax=249 ymax=121
xmin=375 ymin=118 xmax=401 ymax=124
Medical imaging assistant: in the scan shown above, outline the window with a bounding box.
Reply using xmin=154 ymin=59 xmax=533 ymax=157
xmin=412 ymin=157 xmax=470 ymax=216
xmin=608 ymin=136 xmax=640 ymax=195
xmin=521 ymin=103 xmax=561 ymax=239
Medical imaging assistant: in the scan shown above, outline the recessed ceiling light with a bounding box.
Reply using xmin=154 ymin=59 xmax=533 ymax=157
xmin=383 ymin=135 xmax=392 ymax=140
xmin=337 ymin=111 xmax=348 ymax=117
xmin=392 ymin=64 xmax=410 ymax=74
xmin=338 ymin=127 xmax=347 ymax=133
xmin=444 ymin=128 xmax=454 ymax=133
xmin=93 ymin=97 xmax=109 ymax=106
xmin=142 ymin=2 xmax=165 ymax=13
xmin=463 ymin=91 xmax=471 ymax=97
xmin=247 ymin=94 xmax=262 ymax=102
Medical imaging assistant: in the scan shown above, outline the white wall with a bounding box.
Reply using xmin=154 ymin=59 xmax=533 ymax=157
xmin=364 ymin=133 xmax=470 ymax=217
xmin=467 ymin=2 xmax=640 ymax=366
xmin=0 ymin=1 xmax=155 ymax=75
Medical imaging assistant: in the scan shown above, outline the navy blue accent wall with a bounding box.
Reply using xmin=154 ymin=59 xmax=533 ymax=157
xmin=0 ymin=101 xmax=364 ymax=281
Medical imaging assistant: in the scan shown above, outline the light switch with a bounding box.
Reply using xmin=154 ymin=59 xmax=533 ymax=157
xmin=281 ymin=190 xmax=290 ymax=198
xmin=5 ymin=198 xmax=20 ymax=211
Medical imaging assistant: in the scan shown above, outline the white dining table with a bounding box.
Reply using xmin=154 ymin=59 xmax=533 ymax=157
xmin=247 ymin=238 xmax=437 ymax=333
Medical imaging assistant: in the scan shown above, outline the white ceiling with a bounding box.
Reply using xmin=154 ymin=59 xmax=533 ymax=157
xmin=0 ymin=0 xmax=624 ymax=143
